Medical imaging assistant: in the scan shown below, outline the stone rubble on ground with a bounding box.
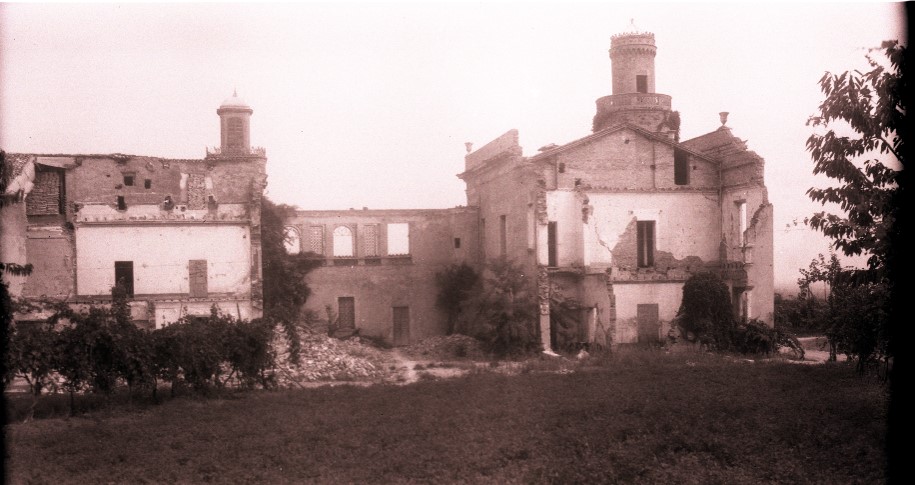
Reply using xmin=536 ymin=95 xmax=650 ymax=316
xmin=270 ymin=329 xmax=393 ymax=388
xmin=400 ymin=334 xmax=486 ymax=360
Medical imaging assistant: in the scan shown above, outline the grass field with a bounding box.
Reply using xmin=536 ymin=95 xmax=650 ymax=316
xmin=4 ymin=351 xmax=887 ymax=484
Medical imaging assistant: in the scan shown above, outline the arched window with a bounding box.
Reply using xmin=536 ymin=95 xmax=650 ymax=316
xmin=333 ymin=226 xmax=354 ymax=257
xmin=284 ymin=226 xmax=301 ymax=254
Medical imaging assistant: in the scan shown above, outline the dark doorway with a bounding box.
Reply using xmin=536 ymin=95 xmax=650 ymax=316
xmin=392 ymin=306 xmax=410 ymax=346
xmin=337 ymin=297 xmax=355 ymax=329
xmin=637 ymin=304 xmax=660 ymax=344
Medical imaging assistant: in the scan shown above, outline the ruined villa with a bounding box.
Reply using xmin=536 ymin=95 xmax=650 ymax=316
xmin=3 ymin=28 xmax=773 ymax=349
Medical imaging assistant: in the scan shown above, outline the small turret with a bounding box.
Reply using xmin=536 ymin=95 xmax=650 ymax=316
xmin=216 ymin=90 xmax=253 ymax=156
xmin=592 ymin=21 xmax=676 ymax=136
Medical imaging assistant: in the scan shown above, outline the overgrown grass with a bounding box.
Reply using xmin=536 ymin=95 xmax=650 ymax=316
xmin=5 ymin=353 xmax=886 ymax=484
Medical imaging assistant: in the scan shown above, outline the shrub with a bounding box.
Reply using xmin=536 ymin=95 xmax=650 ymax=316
xmin=456 ymin=258 xmax=539 ymax=357
xmin=676 ymin=272 xmax=736 ymax=350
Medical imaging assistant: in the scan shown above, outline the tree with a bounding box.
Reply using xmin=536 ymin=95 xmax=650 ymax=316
xmin=455 ymin=258 xmax=539 ymax=356
xmin=805 ymin=38 xmax=909 ymax=483
xmin=434 ymin=263 xmax=479 ymax=335
xmin=260 ymin=198 xmax=322 ymax=364
xmin=675 ymin=272 xmax=735 ymax=349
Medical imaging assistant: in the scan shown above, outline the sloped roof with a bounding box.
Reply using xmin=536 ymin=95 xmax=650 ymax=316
xmin=527 ymin=123 xmax=717 ymax=164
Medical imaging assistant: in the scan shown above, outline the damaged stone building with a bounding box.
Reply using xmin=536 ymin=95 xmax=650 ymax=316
xmin=1 ymin=93 xmax=268 ymax=327
xmin=290 ymin=28 xmax=773 ymax=348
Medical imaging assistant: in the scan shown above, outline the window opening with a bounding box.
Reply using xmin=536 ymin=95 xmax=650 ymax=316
xmin=333 ymin=226 xmax=354 ymax=257
xmin=386 ymin=223 xmax=410 ymax=255
xmin=117 ymin=196 xmax=127 ymax=211
xmin=309 ymin=226 xmax=325 ymax=255
xmin=123 ymin=174 xmax=135 ymax=186
xmin=637 ymin=220 xmax=655 ymax=267
xmin=114 ymin=261 xmax=134 ymax=297
xmin=674 ymin=148 xmax=690 ymax=185
xmin=144 ymin=179 xmax=152 ymax=189
xmin=454 ymin=237 xmax=461 ymax=249
xmin=499 ymin=215 xmax=507 ymax=256
xmin=636 ymin=75 xmax=648 ymax=93
xmin=284 ymin=226 xmax=301 ymax=254
xmin=738 ymin=201 xmax=748 ymax=246
xmin=548 ymin=221 xmax=558 ymax=267
xmin=188 ymin=260 xmax=208 ymax=298
xmin=363 ymin=224 xmax=379 ymax=257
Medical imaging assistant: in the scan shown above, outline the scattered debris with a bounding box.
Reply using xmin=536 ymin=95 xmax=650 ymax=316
xmin=401 ymin=335 xmax=486 ymax=360
xmin=271 ymin=330 xmax=393 ymax=387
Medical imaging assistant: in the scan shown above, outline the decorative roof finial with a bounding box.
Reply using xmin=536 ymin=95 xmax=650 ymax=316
xmin=719 ymin=111 xmax=729 ymax=126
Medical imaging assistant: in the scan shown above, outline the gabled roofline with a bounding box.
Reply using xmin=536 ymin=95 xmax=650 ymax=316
xmin=527 ymin=122 xmax=718 ymax=164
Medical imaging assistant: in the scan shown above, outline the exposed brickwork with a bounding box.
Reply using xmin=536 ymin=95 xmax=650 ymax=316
xmin=26 ymin=170 xmax=61 ymax=216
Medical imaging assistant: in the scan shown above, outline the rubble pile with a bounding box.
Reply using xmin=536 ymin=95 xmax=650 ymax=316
xmin=402 ymin=334 xmax=486 ymax=360
xmin=271 ymin=330 xmax=393 ymax=387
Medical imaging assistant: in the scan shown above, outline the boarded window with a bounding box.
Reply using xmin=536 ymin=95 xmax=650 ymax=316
xmin=548 ymin=221 xmax=558 ymax=267
xmin=337 ymin=297 xmax=355 ymax=329
xmin=393 ymin=306 xmax=410 ymax=346
xmin=499 ymin=215 xmax=507 ymax=256
xmin=188 ymin=260 xmax=208 ymax=298
xmin=637 ymin=221 xmax=655 ymax=268
xmin=636 ymin=75 xmax=648 ymax=93
xmin=309 ymin=226 xmax=325 ymax=255
xmin=187 ymin=174 xmax=206 ymax=209
xmin=284 ymin=226 xmax=301 ymax=254
xmin=26 ymin=169 xmax=64 ymax=216
xmin=386 ymin=223 xmax=409 ymax=255
xmin=363 ymin=224 xmax=379 ymax=257
xmin=114 ymin=261 xmax=134 ymax=297
xmin=333 ymin=226 xmax=354 ymax=257
xmin=674 ymin=148 xmax=690 ymax=185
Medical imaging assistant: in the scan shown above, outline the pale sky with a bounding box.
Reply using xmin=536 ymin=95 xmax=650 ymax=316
xmin=0 ymin=2 xmax=905 ymax=292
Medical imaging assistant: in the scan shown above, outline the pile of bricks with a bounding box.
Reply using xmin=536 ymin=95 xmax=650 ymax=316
xmin=270 ymin=330 xmax=393 ymax=387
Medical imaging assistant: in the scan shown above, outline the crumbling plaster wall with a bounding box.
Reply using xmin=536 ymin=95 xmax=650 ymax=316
xmin=587 ymin=192 xmax=721 ymax=268
xmin=75 ymin=224 xmax=251 ymax=297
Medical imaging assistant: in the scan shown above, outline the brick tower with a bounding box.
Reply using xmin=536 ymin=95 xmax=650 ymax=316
xmin=592 ymin=23 xmax=678 ymax=138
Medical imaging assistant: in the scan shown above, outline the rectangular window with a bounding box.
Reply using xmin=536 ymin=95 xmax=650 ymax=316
xmin=637 ymin=221 xmax=655 ymax=268
xmin=123 ymin=174 xmax=135 ymax=186
xmin=114 ymin=261 xmax=134 ymax=297
xmin=363 ymin=224 xmax=379 ymax=257
xmin=386 ymin=223 xmax=410 ymax=256
xmin=636 ymin=75 xmax=648 ymax=93
xmin=547 ymin=221 xmax=558 ymax=267
xmin=499 ymin=215 xmax=507 ymax=256
xmin=188 ymin=260 xmax=208 ymax=298
xmin=309 ymin=226 xmax=325 ymax=255
xmin=454 ymin=237 xmax=461 ymax=249
xmin=116 ymin=196 xmax=127 ymax=211
xmin=144 ymin=179 xmax=152 ymax=189
xmin=738 ymin=201 xmax=748 ymax=246
xmin=674 ymin=148 xmax=690 ymax=185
